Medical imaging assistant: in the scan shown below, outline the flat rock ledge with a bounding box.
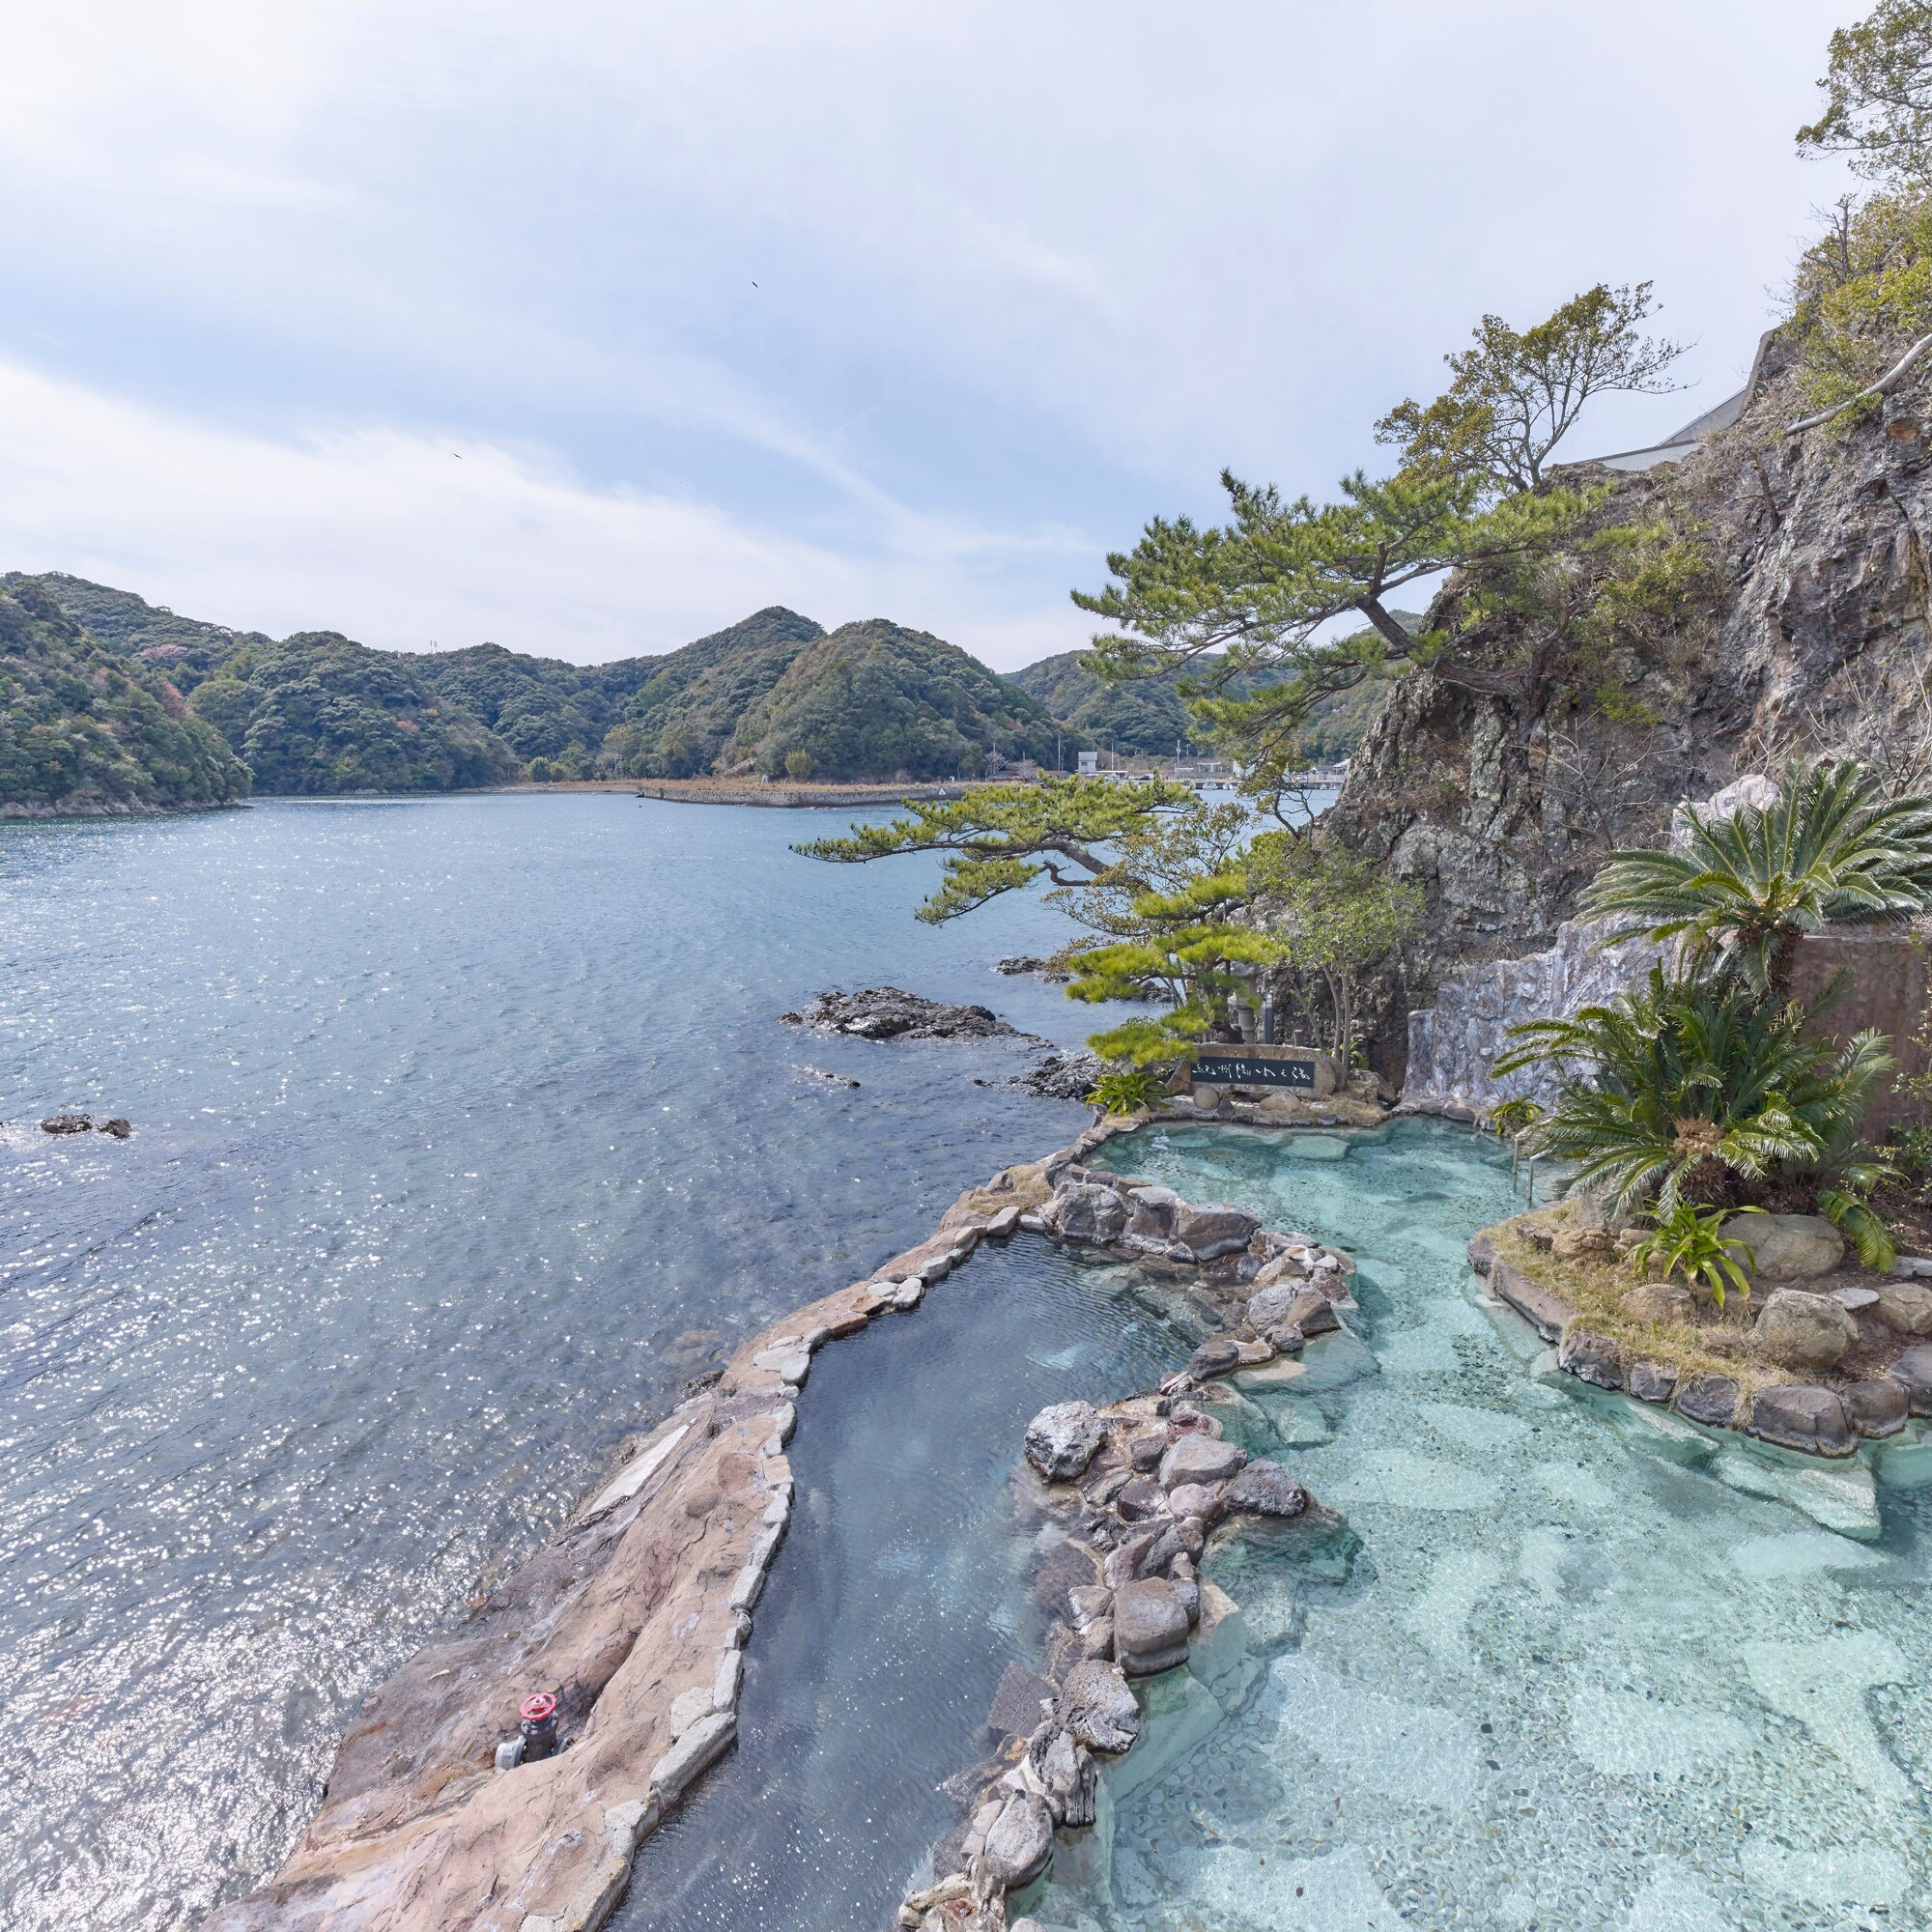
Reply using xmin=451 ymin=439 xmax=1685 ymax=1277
xmin=205 ymin=1111 xmax=1287 ymax=1932
xmin=782 ymin=986 xmax=1038 ymax=1042
xmin=1468 ymin=1223 xmax=1931 ymax=1461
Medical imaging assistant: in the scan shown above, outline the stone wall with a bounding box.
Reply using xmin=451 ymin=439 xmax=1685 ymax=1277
xmin=1403 ymin=918 xmax=1932 ymax=1135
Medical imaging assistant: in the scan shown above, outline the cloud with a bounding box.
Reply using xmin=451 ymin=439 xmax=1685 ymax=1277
xmin=0 ymin=0 xmax=1861 ymax=668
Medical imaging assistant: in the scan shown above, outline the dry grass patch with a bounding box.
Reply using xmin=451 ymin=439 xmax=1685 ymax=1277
xmin=1485 ymin=1211 xmax=1791 ymax=1397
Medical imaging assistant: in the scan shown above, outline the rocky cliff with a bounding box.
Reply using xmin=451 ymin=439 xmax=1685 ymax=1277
xmin=1330 ymin=327 xmax=1932 ymax=1079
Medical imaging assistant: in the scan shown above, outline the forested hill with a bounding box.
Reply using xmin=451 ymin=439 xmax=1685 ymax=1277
xmin=5 ymin=576 xmax=1079 ymax=804
xmin=1006 ymin=628 xmax=1417 ymax=761
xmin=0 ymin=579 xmax=250 ymax=816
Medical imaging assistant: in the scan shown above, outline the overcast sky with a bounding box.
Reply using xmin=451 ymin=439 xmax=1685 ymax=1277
xmin=0 ymin=2 xmax=1858 ymax=669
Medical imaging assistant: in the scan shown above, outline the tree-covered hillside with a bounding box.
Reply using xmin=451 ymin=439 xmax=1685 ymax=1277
xmin=0 ymin=579 xmax=250 ymax=814
xmin=725 ymin=619 xmax=1061 ymax=780
xmin=599 ymin=608 xmax=827 ymax=778
xmin=1007 ymin=629 xmax=1414 ymax=761
xmin=187 ymin=635 xmax=521 ymax=794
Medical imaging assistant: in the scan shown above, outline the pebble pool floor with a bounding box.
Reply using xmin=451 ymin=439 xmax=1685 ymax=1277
xmin=1018 ymin=1119 xmax=1932 ymax=1932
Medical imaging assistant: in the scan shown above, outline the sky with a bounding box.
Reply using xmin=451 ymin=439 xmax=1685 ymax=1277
xmin=0 ymin=2 xmax=1860 ymax=670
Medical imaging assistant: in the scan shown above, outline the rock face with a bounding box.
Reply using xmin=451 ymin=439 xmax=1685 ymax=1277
xmin=1752 ymin=1288 xmax=1858 ymax=1372
xmin=1556 ymin=1326 xmax=1624 ymax=1390
xmin=1333 ymin=346 xmax=1932 ymax=1085
xmin=1112 ymin=1578 xmax=1190 ymax=1675
xmin=1024 ymin=1402 xmax=1108 ymax=1481
xmin=1726 ymin=1214 xmax=1845 ymax=1285
xmin=798 ymin=987 xmax=1028 ymax=1041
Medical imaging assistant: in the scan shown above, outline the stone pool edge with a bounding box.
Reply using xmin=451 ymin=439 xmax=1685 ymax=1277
xmin=199 ymin=1111 xmax=1162 ymax=1931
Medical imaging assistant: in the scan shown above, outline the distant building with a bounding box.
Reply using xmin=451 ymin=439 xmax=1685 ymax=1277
xmin=1077 ymin=750 xmax=1099 ymax=777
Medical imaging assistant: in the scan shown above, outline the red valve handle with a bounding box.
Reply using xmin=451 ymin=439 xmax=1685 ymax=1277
xmin=520 ymin=1692 xmax=557 ymax=1723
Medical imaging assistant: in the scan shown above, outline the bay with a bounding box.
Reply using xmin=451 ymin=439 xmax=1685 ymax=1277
xmin=0 ymin=793 xmax=1094 ymax=1932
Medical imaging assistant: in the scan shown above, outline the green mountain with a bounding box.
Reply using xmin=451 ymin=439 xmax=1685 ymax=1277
xmin=0 ymin=578 xmax=249 ymax=815
xmin=724 ymin=618 xmax=1062 ymax=780
xmin=599 ymin=608 xmax=828 ymax=779
xmin=187 ymin=634 xmax=521 ymax=794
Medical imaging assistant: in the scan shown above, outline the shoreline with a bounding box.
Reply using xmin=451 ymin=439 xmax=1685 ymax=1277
xmin=202 ymin=1109 xmax=1353 ymax=1931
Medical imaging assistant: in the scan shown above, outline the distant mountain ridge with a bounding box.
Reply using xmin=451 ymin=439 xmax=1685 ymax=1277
xmin=4 ymin=573 xmax=1394 ymax=813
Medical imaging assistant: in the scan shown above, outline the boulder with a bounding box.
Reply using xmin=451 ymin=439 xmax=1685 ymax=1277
xmin=1113 ymin=1577 xmax=1190 ymax=1675
xmin=1876 ymin=1281 xmax=1932 ymax=1336
xmin=1722 ymin=1212 xmax=1844 ymax=1284
xmin=1245 ymin=1282 xmax=1302 ymax=1331
xmin=1557 ymin=1326 xmax=1623 ymax=1390
xmin=1551 ymin=1225 xmax=1613 ymax=1263
xmin=1125 ymin=1430 xmax=1166 ymax=1472
xmin=1747 ymin=1384 xmax=1854 ymax=1457
xmin=1752 ymin=1290 xmax=1857 ymax=1374
xmin=1041 ymin=1182 xmax=1127 ymax=1245
xmin=1024 ymin=1402 xmax=1108 ymax=1481
xmin=1122 ymin=1185 xmax=1182 ymax=1242
xmin=1185 ymin=1338 xmax=1241 ymax=1379
xmin=1623 ymin=1279 xmax=1694 ymax=1326
xmin=1846 ymin=1378 xmax=1911 ymax=1438
xmin=1158 ymin=1435 xmax=1245 ymax=1490
xmin=40 ymin=1114 xmax=92 ymax=1134
xmin=1103 ymin=1532 xmax=1156 ymax=1589
xmin=1251 ymin=1250 xmax=1310 ymax=1290
xmin=1141 ymin=1519 xmax=1206 ymax=1574
xmin=1055 ymin=1659 xmax=1139 ymax=1753
xmin=1116 ymin=1473 xmax=1167 ymax=1521
xmin=1169 ymin=1201 xmax=1262 ymax=1262
xmin=648 ymin=1711 xmax=736 ymax=1801
xmin=1166 ymin=1481 xmax=1226 ymax=1522
xmin=1891 ymin=1344 xmax=1932 ymax=1414
xmin=1029 ymin=1725 xmax=1097 ymax=1828
xmin=1675 ymin=1374 xmax=1742 ymax=1429
xmin=1280 ymin=1289 xmax=1340 ymax=1338
xmin=1223 ymin=1458 xmax=1308 ymax=1518
xmin=1626 ymin=1360 xmax=1678 ymax=1405
xmin=98 ymin=1118 xmax=131 ymax=1139
xmin=979 ymin=1793 xmax=1054 ymax=1889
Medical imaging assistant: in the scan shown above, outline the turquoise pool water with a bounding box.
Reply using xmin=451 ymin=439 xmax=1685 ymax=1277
xmin=1034 ymin=1122 xmax=1932 ymax=1932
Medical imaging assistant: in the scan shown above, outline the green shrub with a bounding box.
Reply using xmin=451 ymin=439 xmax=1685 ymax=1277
xmin=1628 ymin=1202 xmax=1759 ymax=1309
xmin=1089 ymin=1067 xmax=1170 ymax=1116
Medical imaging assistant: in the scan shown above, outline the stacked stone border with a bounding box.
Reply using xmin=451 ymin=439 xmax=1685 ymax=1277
xmin=1467 ymin=1229 xmax=1932 ymax=1458
xmin=204 ymin=1110 xmax=1351 ymax=1932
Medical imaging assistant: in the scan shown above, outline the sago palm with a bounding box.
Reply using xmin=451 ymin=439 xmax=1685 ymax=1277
xmin=1494 ymin=968 xmax=1890 ymax=1219
xmin=1581 ymin=758 xmax=1932 ymax=994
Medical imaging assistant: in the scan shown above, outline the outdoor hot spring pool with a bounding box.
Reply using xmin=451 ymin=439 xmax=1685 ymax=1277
xmin=629 ymin=1121 xmax=1932 ymax=1932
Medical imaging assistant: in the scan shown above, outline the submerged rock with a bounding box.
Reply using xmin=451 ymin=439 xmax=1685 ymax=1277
xmin=1024 ymin=1401 xmax=1107 ymax=1481
xmin=1185 ymin=1338 xmax=1241 ymax=1379
xmin=979 ymin=1793 xmax=1055 ymax=1889
xmin=40 ymin=1114 xmax=92 ymax=1134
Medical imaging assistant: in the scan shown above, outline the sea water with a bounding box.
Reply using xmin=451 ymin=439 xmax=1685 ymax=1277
xmin=0 ymin=794 xmax=1094 ymax=1932
xmin=1059 ymin=1122 xmax=1932 ymax=1932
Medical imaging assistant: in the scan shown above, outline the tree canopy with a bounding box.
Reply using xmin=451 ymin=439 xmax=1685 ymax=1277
xmin=1375 ymin=283 xmax=1687 ymax=495
xmin=1799 ymin=0 xmax=1932 ymax=187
